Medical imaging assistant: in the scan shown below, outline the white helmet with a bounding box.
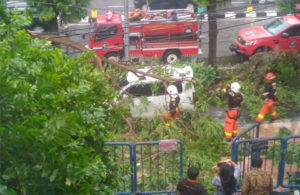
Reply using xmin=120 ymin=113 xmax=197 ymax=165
xmin=167 ymin=85 xmax=178 ymax=97
xmin=231 ymin=82 xmax=240 ymax=93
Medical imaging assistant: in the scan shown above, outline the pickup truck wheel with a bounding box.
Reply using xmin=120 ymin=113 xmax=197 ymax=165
xmin=254 ymin=47 xmax=271 ymax=55
xmin=105 ymin=53 xmax=120 ymax=62
xmin=163 ymin=50 xmax=181 ymax=64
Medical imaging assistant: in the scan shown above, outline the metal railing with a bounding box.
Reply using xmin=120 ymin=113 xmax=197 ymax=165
xmin=231 ymin=123 xmax=260 ymax=162
xmin=105 ymin=140 xmax=184 ymax=194
xmin=231 ymin=124 xmax=300 ymax=192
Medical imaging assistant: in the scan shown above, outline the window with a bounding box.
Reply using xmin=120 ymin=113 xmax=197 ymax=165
xmin=173 ymin=81 xmax=183 ymax=93
xmin=145 ymin=34 xmax=168 ymax=42
xmin=263 ymin=18 xmax=290 ymax=35
xmin=286 ymin=26 xmax=300 ymax=37
xmin=126 ymin=84 xmax=152 ymax=97
xmin=170 ymin=32 xmax=194 ymax=40
xmin=95 ymin=25 xmax=118 ymax=42
xmin=167 ymin=81 xmax=183 ymax=93
xmin=151 ymin=82 xmax=165 ymax=96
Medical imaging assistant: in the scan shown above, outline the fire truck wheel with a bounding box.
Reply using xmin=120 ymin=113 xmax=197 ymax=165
xmin=163 ymin=50 xmax=181 ymax=64
xmin=105 ymin=53 xmax=120 ymax=62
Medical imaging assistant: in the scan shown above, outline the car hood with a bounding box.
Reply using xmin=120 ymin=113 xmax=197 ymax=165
xmin=239 ymin=26 xmax=272 ymax=41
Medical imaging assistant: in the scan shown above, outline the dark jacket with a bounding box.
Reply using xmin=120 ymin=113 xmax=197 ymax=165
xmin=223 ymin=87 xmax=243 ymax=109
xmin=177 ymin=178 xmax=208 ymax=195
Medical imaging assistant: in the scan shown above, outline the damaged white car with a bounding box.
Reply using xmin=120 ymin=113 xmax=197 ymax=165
xmin=119 ymin=65 xmax=196 ymax=118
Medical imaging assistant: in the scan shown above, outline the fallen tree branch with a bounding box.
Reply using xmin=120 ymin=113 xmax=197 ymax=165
xmin=27 ymin=31 xmax=194 ymax=83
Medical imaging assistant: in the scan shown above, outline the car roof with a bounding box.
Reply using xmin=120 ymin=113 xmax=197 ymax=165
xmin=283 ymin=14 xmax=300 ymax=25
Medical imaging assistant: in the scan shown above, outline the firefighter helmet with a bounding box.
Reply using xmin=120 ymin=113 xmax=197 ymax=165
xmin=167 ymin=85 xmax=178 ymax=97
xmin=231 ymin=82 xmax=240 ymax=93
xmin=266 ymin=72 xmax=276 ymax=80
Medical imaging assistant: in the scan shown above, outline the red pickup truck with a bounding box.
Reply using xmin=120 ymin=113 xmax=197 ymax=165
xmin=230 ymin=14 xmax=300 ymax=56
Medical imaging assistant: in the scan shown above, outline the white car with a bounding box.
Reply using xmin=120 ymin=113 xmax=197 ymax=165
xmin=119 ymin=65 xmax=195 ymax=118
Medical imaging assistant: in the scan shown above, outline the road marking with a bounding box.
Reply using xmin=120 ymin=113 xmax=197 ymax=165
xmin=108 ymin=5 xmax=134 ymax=8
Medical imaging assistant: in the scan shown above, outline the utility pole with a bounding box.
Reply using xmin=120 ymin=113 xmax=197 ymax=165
xmin=124 ymin=0 xmax=130 ymax=61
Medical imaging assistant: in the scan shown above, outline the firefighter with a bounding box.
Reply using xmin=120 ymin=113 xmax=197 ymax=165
xmin=223 ymin=82 xmax=243 ymax=142
xmin=256 ymin=72 xmax=278 ymax=123
xmin=163 ymin=85 xmax=180 ymax=127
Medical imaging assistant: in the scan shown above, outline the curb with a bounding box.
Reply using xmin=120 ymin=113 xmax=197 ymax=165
xmin=199 ymin=11 xmax=283 ymax=19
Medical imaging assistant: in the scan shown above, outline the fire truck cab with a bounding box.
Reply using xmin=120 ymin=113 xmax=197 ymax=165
xmin=86 ymin=10 xmax=201 ymax=64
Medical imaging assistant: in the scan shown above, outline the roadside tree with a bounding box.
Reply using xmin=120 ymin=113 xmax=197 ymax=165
xmin=0 ymin=8 xmax=122 ymax=194
xmin=195 ymin=0 xmax=230 ymax=66
xmin=278 ymin=0 xmax=300 ymax=14
xmin=25 ymin=0 xmax=91 ymax=32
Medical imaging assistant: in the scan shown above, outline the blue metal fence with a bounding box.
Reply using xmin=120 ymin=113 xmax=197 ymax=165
xmin=231 ymin=126 xmax=300 ymax=191
xmin=105 ymin=140 xmax=184 ymax=195
xmin=231 ymin=123 xmax=260 ymax=162
xmin=105 ymin=142 xmax=135 ymax=194
xmin=280 ymin=135 xmax=300 ymax=189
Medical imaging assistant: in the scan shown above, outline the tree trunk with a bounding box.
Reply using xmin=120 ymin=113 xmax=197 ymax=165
xmin=46 ymin=17 xmax=59 ymax=33
xmin=207 ymin=0 xmax=218 ymax=66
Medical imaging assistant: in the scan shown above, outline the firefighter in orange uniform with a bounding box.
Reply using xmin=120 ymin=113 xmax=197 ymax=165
xmin=223 ymin=82 xmax=243 ymax=142
xmin=163 ymin=85 xmax=180 ymax=127
xmin=256 ymin=72 xmax=278 ymax=123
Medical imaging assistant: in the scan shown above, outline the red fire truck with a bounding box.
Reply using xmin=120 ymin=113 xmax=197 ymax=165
xmin=85 ymin=10 xmax=201 ymax=64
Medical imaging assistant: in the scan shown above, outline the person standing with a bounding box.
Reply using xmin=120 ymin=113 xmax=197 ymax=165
xmin=241 ymin=156 xmax=273 ymax=195
xmin=256 ymin=72 xmax=278 ymax=123
xmin=222 ymin=82 xmax=243 ymax=142
xmin=212 ymin=159 xmax=240 ymax=195
xmin=163 ymin=85 xmax=180 ymax=127
xmin=177 ymin=167 xmax=208 ymax=195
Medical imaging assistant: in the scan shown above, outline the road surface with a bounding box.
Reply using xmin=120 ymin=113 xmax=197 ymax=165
xmin=66 ymin=0 xmax=278 ymax=59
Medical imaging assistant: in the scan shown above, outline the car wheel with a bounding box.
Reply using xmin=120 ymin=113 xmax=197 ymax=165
xmin=106 ymin=52 xmax=120 ymax=62
xmin=254 ymin=47 xmax=271 ymax=55
xmin=141 ymin=4 xmax=149 ymax=11
xmin=163 ymin=50 xmax=181 ymax=64
xmin=185 ymin=3 xmax=195 ymax=12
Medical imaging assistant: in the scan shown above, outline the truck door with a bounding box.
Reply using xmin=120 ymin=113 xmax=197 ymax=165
xmin=92 ymin=24 xmax=123 ymax=56
xmin=279 ymin=25 xmax=300 ymax=52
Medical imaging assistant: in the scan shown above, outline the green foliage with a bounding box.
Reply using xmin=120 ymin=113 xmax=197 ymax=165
xmin=278 ymin=127 xmax=291 ymax=138
xmin=25 ymin=0 xmax=91 ymax=23
xmin=269 ymin=52 xmax=300 ymax=87
xmin=277 ymin=0 xmax=300 ymax=14
xmin=191 ymin=62 xmax=217 ymax=88
xmin=216 ymin=52 xmax=300 ymax=120
xmin=0 ymin=13 xmax=124 ymax=194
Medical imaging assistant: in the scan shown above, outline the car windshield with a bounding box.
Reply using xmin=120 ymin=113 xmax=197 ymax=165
xmin=263 ymin=18 xmax=290 ymax=35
